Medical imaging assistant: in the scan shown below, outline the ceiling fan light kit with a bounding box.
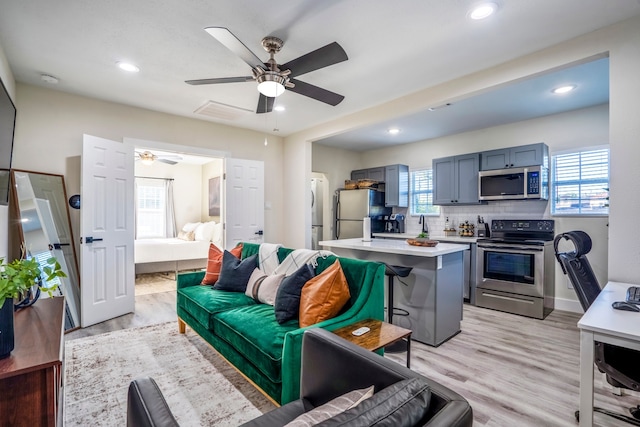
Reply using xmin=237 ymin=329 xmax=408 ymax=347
xmin=186 ymin=27 xmax=348 ymax=114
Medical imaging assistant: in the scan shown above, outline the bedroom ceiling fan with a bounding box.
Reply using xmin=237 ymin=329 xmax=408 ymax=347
xmin=135 ymin=151 xmax=183 ymax=165
xmin=186 ymin=27 xmax=348 ymax=114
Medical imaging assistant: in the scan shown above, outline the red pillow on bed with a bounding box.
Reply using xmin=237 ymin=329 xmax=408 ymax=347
xmin=201 ymin=243 xmax=243 ymax=285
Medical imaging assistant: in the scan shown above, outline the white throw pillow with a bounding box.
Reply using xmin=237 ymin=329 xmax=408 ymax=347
xmin=194 ymin=221 xmax=216 ymax=241
xmin=284 ymin=386 xmax=374 ymax=427
xmin=182 ymin=222 xmax=201 ymax=233
xmin=245 ymin=268 xmax=286 ymax=305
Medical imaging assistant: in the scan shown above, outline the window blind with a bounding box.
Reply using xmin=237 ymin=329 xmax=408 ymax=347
xmin=552 ymin=148 xmax=609 ymax=215
xmin=410 ymin=169 xmax=440 ymax=215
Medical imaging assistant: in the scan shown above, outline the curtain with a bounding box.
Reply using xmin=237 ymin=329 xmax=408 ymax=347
xmin=165 ymin=179 xmax=177 ymax=238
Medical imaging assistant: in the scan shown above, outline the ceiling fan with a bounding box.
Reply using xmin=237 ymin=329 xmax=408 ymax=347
xmin=186 ymin=27 xmax=348 ymax=114
xmin=135 ymin=151 xmax=183 ymax=165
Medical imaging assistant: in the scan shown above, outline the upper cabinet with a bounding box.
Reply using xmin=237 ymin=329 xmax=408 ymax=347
xmin=350 ymin=164 xmax=408 ymax=207
xmin=384 ymin=164 xmax=408 ymax=207
xmin=480 ymin=143 xmax=549 ymax=170
xmin=433 ymin=153 xmax=481 ymax=205
xmin=350 ymin=167 xmax=385 ymax=182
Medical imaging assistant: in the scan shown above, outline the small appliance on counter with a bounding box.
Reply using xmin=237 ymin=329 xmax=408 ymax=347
xmin=384 ymin=213 xmax=405 ymax=233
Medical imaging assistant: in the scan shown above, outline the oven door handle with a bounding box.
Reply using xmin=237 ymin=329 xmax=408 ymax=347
xmin=478 ymin=244 xmax=543 ymax=252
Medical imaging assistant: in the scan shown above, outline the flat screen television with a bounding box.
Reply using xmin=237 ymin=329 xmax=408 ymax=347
xmin=0 ymin=76 xmax=16 ymax=206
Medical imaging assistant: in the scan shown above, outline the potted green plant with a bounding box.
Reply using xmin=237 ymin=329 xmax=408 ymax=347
xmin=0 ymin=255 xmax=66 ymax=359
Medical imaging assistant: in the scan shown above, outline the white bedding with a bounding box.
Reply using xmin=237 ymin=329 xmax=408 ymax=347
xmin=134 ymin=238 xmax=211 ymax=264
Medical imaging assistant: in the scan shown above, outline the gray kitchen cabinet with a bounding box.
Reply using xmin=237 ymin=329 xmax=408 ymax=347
xmin=480 ymin=143 xmax=548 ymax=170
xmin=350 ymin=169 xmax=367 ymax=180
xmin=384 ymin=164 xmax=408 ymax=207
xmin=350 ymin=164 xmax=408 ymax=207
xmin=350 ymin=167 xmax=385 ymax=181
xmin=433 ymin=153 xmax=481 ymax=205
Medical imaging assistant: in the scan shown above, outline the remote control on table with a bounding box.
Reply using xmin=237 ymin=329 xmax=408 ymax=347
xmin=352 ymin=326 xmax=370 ymax=336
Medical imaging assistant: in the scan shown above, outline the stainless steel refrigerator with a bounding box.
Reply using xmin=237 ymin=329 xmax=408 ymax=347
xmin=335 ymin=189 xmax=391 ymax=239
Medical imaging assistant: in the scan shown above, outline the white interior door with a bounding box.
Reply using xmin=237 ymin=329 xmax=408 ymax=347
xmin=224 ymin=158 xmax=264 ymax=249
xmin=81 ymin=134 xmax=135 ymax=327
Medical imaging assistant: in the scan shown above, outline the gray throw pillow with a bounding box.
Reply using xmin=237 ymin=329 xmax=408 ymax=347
xmin=316 ymin=378 xmax=431 ymax=427
xmin=213 ymin=252 xmax=257 ymax=292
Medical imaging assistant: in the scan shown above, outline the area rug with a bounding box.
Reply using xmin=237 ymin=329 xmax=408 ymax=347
xmin=65 ymin=322 xmax=276 ymax=426
xmin=135 ymin=272 xmax=176 ymax=296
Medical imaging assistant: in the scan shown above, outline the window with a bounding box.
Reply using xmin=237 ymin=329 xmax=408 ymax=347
xmin=551 ymin=148 xmax=609 ymax=215
xmin=410 ymin=169 xmax=440 ymax=216
xmin=136 ymin=178 xmax=166 ymax=238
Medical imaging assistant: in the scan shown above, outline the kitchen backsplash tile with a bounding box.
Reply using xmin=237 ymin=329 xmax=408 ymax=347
xmin=403 ymin=200 xmax=549 ymax=237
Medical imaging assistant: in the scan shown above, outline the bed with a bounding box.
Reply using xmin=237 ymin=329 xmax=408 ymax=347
xmin=134 ymin=221 xmax=222 ymax=274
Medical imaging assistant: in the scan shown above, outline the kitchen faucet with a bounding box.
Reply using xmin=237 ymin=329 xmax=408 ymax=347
xmin=419 ymin=215 xmax=428 ymax=234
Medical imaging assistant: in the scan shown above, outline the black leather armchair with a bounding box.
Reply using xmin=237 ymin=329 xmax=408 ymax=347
xmin=128 ymin=328 xmax=473 ymax=427
xmin=554 ymin=230 xmax=640 ymax=425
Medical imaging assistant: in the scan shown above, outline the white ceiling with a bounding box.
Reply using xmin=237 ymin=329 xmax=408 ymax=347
xmin=0 ymin=1 xmax=638 ymax=150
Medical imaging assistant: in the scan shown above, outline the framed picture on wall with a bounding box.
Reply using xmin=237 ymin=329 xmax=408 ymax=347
xmin=209 ymin=176 xmax=221 ymax=216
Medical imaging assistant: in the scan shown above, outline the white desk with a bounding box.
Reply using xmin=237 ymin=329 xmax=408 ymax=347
xmin=577 ymin=281 xmax=640 ymax=426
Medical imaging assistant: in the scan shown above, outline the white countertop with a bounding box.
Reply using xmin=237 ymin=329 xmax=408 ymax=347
xmin=320 ymin=238 xmax=469 ymax=257
xmin=373 ymin=233 xmax=478 ymax=244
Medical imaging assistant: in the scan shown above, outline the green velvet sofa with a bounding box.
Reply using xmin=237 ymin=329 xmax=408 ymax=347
xmin=176 ymin=242 xmax=385 ymax=405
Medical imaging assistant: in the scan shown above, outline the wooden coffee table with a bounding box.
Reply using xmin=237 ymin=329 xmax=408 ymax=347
xmin=332 ymin=319 xmax=412 ymax=368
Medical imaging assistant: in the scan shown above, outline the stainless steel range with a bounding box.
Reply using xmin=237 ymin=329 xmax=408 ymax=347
xmin=476 ymin=219 xmax=555 ymax=319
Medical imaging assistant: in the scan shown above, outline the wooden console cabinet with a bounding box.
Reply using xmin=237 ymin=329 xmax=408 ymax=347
xmin=0 ymin=297 xmax=65 ymax=427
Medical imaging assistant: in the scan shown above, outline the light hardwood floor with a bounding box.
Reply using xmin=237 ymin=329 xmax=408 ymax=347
xmin=66 ymin=290 xmax=638 ymax=426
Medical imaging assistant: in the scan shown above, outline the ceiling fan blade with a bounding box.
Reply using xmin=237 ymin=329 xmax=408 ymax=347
xmin=256 ymin=94 xmax=275 ymax=114
xmin=204 ymin=27 xmax=264 ymax=69
xmin=282 ymin=42 xmax=348 ymax=78
xmin=186 ymin=76 xmax=254 ymax=85
xmin=157 ymin=159 xmax=178 ymax=165
xmin=288 ymin=79 xmax=344 ymax=106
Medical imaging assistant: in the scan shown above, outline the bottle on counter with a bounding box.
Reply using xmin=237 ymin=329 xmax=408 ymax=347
xmin=445 ymin=217 xmax=450 ymax=230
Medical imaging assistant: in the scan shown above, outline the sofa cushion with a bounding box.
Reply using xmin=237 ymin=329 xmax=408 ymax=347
xmin=245 ymin=268 xmax=286 ymax=305
xmin=178 ymin=286 xmax=257 ymax=329
xmin=214 ymin=304 xmax=300 ymax=383
xmin=214 ymin=252 xmax=258 ymax=292
xmin=202 ymin=243 xmax=243 ymax=285
xmin=274 ymin=264 xmax=316 ymax=324
xmin=317 ymin=378 xmax=432 ymax=427
xmin=299 ymin=259 xmax=351 ymax=328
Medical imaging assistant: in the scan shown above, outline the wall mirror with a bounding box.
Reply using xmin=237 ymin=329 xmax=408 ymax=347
xmin=11 ymin=170 xmax=81 ymax=331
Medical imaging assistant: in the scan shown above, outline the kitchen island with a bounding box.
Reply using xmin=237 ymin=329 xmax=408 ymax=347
xmin=320 ymin=238 xmax=468 ymax=346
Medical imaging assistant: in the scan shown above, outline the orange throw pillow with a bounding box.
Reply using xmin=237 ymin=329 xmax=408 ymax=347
xmin=202 ymin=243 xmax=243 ymax=285
xmin=299 ymin=259 xmax=351 ymax=327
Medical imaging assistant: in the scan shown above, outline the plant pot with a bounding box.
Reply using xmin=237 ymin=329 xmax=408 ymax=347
xmin=0 ymin=297 xmax=15 ymax=359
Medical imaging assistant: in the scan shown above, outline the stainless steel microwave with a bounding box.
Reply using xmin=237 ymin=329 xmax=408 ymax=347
xmin=478 ymin=165 xmax=548 ymax=201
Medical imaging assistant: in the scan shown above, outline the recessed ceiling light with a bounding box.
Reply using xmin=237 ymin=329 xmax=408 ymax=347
xmin=117 ymin=61 xmax=140 ymax=73
xmin=388 ymin=128 xmax=401 ymax=135
xmin=273 ymin=105 xmax=285 ymax=112
xmin=552 ymin=85 xmax=577 ymax=94
xmin=469 ymin=2 xmax=498 ymax=20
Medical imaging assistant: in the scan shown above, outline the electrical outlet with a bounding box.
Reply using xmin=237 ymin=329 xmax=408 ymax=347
xmin=566 ymin=277 xmax=573 ymax=290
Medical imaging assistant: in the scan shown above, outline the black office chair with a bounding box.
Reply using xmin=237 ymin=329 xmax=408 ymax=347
xmin=554 ymin=231 xmax=640 ymax=425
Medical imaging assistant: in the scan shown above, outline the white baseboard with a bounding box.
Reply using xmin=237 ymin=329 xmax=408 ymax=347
xmin=554 ymin=297 xmax=584 ymax=314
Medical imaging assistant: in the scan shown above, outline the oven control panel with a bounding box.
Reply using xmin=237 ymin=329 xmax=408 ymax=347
xmin=491 ymin=220 xmax=554 ymax=232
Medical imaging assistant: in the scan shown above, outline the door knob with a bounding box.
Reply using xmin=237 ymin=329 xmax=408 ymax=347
xmin=254 ymin=230 xmax=264 ymax=236
xmin=83 ymin=236 xmax=104 ymax=244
